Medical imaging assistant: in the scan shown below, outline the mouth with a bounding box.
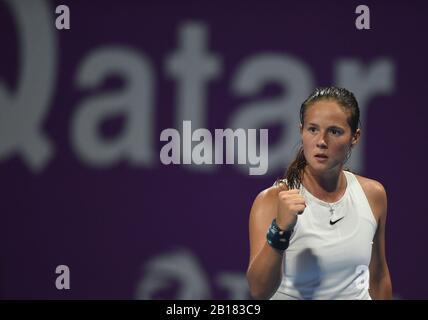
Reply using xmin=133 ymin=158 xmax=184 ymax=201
xmin=314 ymin=154 xmax=328 ymax=161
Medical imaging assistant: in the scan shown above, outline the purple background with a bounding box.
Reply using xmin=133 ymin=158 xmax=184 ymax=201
xmin=1 ymin=0 xmax=427 ymax=299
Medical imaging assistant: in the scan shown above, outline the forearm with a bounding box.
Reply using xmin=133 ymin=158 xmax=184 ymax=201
xmin=246 ymin=242 xmax=284 ymax=300
xmin=370 ymin=274 xmax=393 ymax=300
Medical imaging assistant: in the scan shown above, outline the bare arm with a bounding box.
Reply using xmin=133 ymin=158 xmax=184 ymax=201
xmin=368 ymin=182 xmax=393 ymax=299
xmin=246 ymin=187 xmax=284 ymax=300
xmin=246 ymin=185 xmax=304 ymax=299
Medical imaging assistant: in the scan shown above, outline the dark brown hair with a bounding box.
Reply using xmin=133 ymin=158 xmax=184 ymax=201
xmin=280 ymin=86 xmax=361 ymax=189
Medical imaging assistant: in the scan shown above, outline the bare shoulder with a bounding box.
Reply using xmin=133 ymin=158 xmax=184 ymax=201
xmin=354 ymin=174 xmax=387 ymax=199
xmin=354 ymin=174 xmax=387 ymax=221
xmin=250 ymin=184 xmax=284 ymax=221
xmin=252 ymin=185 xmax=280 ymax=211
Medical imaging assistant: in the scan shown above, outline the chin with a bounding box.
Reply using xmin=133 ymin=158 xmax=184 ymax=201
xmin=308 ymin=161 xmax=333 ymax=171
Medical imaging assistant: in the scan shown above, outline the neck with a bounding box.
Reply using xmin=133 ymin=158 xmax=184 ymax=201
xmin=302 ymin=165 xmax=346 ymax=199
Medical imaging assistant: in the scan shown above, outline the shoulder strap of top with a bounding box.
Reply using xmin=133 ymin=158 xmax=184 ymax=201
xmin=273 ymin=178 xmax=288 ymax=187
xmin=343 ymin=170 xmax=378 ymax=227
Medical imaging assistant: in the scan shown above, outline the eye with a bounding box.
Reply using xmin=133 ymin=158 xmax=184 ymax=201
xmin=308 ymin=127 xmax=317 ymax=133
xmin=330 ymin=128 xmax=342 ymax=135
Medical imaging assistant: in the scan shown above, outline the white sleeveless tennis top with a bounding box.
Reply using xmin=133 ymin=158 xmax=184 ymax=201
xmin=270 ymin=170 xmax=378 ymax=300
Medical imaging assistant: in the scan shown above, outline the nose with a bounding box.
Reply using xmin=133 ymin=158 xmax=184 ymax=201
xmin=316 ymin=132 xmax=328 ymax=148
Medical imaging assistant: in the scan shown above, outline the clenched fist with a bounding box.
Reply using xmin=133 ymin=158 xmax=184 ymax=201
xmin=276 ymin=182 xmax=306 ymax=231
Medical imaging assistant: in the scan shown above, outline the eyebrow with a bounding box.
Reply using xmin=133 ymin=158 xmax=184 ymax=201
xmin=307 ymin=123 xmax=345 ymax=130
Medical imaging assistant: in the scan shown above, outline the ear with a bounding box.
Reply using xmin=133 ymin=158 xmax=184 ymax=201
xmin=299 ymin=123 xmax=303 ymax=134
xmin=351 ymin=128 xmax=361 ymax=147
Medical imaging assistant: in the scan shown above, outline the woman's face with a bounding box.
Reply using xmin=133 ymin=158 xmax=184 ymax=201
xmin=301 ymin=100 xmax=359 ymax=173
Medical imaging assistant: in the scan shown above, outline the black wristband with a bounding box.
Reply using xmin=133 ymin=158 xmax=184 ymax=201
xmin=266 ymin=219 xmax=294 ymax=251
